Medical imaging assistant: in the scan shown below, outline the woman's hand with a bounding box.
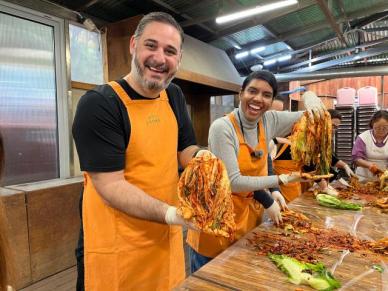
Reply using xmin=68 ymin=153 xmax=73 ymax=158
xmin=302 ymin=91 xmax=326 ymax=120
xmin=266 ymin=201 xmax=282 ymax=225
xmin=271 ymin=190 xmax=288 ymax=210
xmin=369 ymin=163 xmax=383 ymax=175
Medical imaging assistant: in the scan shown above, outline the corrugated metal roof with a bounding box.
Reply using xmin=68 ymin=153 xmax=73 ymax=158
xmin=229 ymin=25 xmax=269 ymax=45
xmin=288 ymin=28 xmax=334 ymax=49
xmin=46 ymin=0 xmax=388 ymax=76
xmin=266 ymin=4 xmax=325 ymax=35
xmin=342 ymin=0 xmax=385 ymax=14
xmin=210 ymin=38 xmax=234 ymax=51
xmin=260 ymin=42 xmax=291 ymax=57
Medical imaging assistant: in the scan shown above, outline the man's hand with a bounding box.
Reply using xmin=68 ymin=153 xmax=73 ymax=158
xmin=302 ymin=91 xmax=326 ymax=120
xmin=266 ymin=201 xmax=282 ymax=225
xmin=164 ymin=206 xmax=198 ymax=230
xmin=343 ymin=164 xmax=356 ymax=177
xmin=271 ymin=190 xmax=288 ymax=210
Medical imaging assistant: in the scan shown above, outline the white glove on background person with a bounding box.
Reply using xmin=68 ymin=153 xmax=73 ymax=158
xmin=266 ymin=201 xmax=282 ymax=225
xmin=271 ymin=190 xmax=288 ymax=210
xmin=302 ymin=91 xmax=326 ymax=120
xmin=343 ymin=164 xmax=356 ymax=177
xmin=164 ymin=206 xmax=198 ymax=230
xmin=321 ymin=185 xmax=339 ymax=196
xmin=278 ymin=172 xmax=301 ymax=185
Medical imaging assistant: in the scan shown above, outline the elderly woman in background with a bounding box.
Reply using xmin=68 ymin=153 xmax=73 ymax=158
xmin=352 ymin=110 xmax=388 ymax=181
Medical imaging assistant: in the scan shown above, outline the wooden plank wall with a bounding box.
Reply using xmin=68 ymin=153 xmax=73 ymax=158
xmin=185 ymin=94 xmax=210 ymax=146
xmin=0 ymin=188 xmax=30 ymax=288
xmin=2 ymin=177 xmax=83 ymax=289
xmin=290 ymin=76 xmax=388 ymax=108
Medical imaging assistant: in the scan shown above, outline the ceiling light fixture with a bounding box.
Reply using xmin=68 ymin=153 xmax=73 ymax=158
xmin=250 ymin=46 xmax=265 ymax=54
xmin=250 ymin=64 xmax=264 ymax=71
xmin=264 ymin=59 xmax=277 ymax=66
xmin=277 ymin=54 xmax=291 ymax=62
xmin=235 ymin=51 xmax=249 ymax=59
xmin=216 ymin=0 xmax=298 ymax=24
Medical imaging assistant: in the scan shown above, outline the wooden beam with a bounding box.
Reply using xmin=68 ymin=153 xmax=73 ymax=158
xmin=73 ymin=0 xmax=102 ymax=12
xmin=71 ymin=81 xmax=97 ymax=90
xmin=316 ymin=0 xmax=347 ymax=46
xmin=176 ymin=68 xmax=240 ymax=93
xmin=151 ymin=0 xmax=217 ymax=34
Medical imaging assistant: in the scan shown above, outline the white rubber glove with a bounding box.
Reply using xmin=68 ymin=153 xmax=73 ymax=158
xmin=321 ymin=185 xmax=339 ymax=196
xmin=195 ymin=149 xmax=216 ymax=158
xmin=278 ymin=172 xmax=301 ymax=185
xmin=164 ymin=206 xmax=198 ymax=230
xmin=266 ymin=201 xmax=282 ymax=225
xmin=343 ymin=164 xmax=355 ymax=177
xmin=271 ymin=190 xmax=288 ymax=210
xmin=302 ymin=91 xmax=326 ymax=120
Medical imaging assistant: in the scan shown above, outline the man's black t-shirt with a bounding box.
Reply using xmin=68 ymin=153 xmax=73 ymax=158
xmin=72 ymin=79 xmax=197 ymax=172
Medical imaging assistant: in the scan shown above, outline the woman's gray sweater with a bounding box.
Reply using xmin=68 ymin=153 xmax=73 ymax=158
xmin=208 ymin=106 xmax=303 ymax=193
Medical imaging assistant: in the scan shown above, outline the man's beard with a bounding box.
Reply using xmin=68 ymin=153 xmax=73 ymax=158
xmin=132 ymin=52 xmax=177 ymax=92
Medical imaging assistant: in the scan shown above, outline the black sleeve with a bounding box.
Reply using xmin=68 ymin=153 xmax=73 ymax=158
xmin=72 ymin=86 xmax=129 ymax=172
xmin=267 ymin=155 xmax=280 ymax=193
xmin=167 ymin=83 xmax=197 ymax=151
xmin=253 ymin=190 xmax=275 ymax=209
xmin=331 ymin=153 xmax=339 ymax=167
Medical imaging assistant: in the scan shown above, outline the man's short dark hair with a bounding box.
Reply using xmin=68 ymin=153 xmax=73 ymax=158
xmin=241 ymin=70 xmax=278 ymax=98
xmin=134 ymin=12 xmax=184 ymax=48
xmin=328 ymin=109 xmax=342 ymax=120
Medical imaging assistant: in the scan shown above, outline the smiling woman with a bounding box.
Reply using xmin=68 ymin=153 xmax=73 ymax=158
xmin=186 ymin=70 xmax=316 ymax=273
xmin=239 ymin=70 xmax=278 ymax=122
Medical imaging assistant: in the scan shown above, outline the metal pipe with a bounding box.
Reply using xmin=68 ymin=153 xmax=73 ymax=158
xmin=275 ymin=65 xmax=388 ymax=81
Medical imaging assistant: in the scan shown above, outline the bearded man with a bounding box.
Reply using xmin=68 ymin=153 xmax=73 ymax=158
xmin=73 ymin=12 xmax=207 ymax=290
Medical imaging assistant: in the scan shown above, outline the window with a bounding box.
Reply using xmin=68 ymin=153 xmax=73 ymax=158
xmin=210 ymin=95 xmax=236 ymax=124
xmin=0 ymin=4 xmax=68 ymax=185
xmin=69 ymin=24 xmax=103 ymax=85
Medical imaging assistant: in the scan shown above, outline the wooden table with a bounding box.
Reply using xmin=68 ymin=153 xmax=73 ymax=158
xmin=176 ymin=193 xmax=388 ymax=290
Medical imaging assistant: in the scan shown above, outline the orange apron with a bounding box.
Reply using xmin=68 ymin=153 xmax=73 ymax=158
xmin=273 ymin=143 xmax=302 ymax=202
xmin=187 ymin=112 xmax=266 ymax=258
xmin=83 ymin=81 xmax=184 ymax=290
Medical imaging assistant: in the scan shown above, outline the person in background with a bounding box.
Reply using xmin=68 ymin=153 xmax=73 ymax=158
xmin=187 ymin=71 xmax=325 ymax=273
xmin=73 ymin=12 xmax=207 ymax=290
xmin=254 ymin=95 xmax=288 ymax=213
xmin=317 ymin=109 xmax=355 ymax=194
xmin=270 ymin=97 xmax=303 ymax=202
xmin=327 ymin=109 xmax=355 ymax=178
xmin=352 ymin=110 xmax=388 ymax=181
xmin=272 ymin=136 xmax=302 ymax=202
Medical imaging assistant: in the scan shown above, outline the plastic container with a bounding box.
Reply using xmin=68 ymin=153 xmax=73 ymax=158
xmin=357 ymin=86 xmax=378 ymax=105
xmin=337 ymin=87 xmax=356 ymax=106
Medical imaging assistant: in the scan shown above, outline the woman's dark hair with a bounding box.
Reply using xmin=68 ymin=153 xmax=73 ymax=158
xmin=241 ymin=70 xmax=278 ymax=98
xmin=328 ymin=109 xmax=342 ymax=120
xmin=369 ymin=110 xmax=388 ymax=128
